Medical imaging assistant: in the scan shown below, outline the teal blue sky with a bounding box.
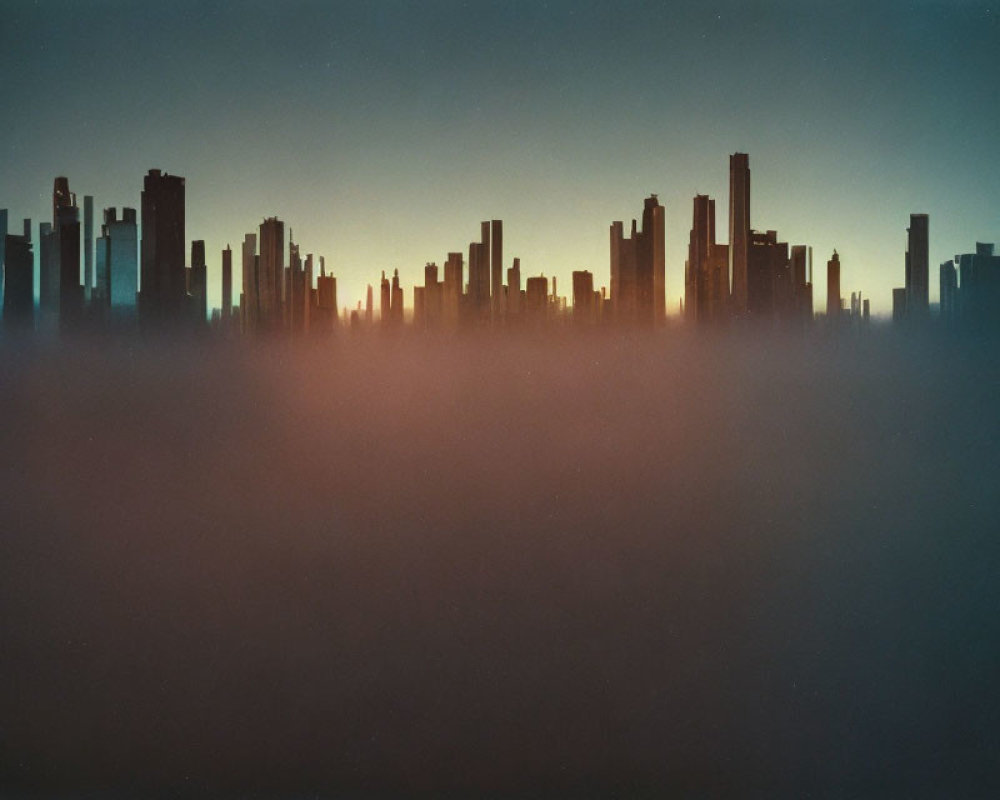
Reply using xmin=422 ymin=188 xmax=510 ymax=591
xmin=1 ymin=0 xmax=997 ymax=315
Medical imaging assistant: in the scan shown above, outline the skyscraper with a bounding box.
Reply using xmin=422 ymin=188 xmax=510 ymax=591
xmin=257 ymin=217 xmax=284 ymax=332
xmin=189 ymin=240 xmax=207 ymax=325
xmin=140 ymin=169 xmax=186 ymax=325
xmin=103 ymin=207 xmax=138 ymax=324
xmin=2 ymin=233 xmax=34 ymax=331
xmin=905 ymin=213 xmax=929 ymax=319
xmin=827 ymin=250 xmax=841 ymax=319
xmin=729 ymin=153 xmax=751 ymax=316
xmin=83 ymin=195 xmax=94 ymax=301
xmin=490 ymin=219 xmax=503 ymax=322
xmin=572 ymin=270 xmax=597 ymax=324
xmin=0 ymin=208 xmax=8 ymax=310
xmin=222 ymin=245 xmax=233 ymax=319
xmin=241 ymin=233 xmax=258 ymax=333
xmin=610 ymin=194 xmax=664 ymax=325
xmin=54 ymin=178 xmax=83 ymax=332
xmin=790 ymin=245 xmax=813 ymax=322
xmin=685 ymin=194 xmax=729 ymax=324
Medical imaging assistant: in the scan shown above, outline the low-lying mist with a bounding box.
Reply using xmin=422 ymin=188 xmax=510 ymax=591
xmin=1 ymin=329 xmax=998 ymax=798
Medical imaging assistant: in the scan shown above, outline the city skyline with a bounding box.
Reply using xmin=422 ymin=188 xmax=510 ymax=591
xmin=1 ymin=1 xmax=997 ymax=315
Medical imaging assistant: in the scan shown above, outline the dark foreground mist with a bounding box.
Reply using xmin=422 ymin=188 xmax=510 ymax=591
xmin=2 ymin=330 xmax=999 ymax=798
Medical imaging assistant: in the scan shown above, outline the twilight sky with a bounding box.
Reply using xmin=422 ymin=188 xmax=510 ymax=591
xmin=1 ymin=0 xmax=997 ymax=315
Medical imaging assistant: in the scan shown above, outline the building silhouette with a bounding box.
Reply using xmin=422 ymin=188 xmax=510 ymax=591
xmin=746 ymin=230 xmax=788 ymax=319
xmin=0 ymin=208 xmax=7 ymax=310
xmin=490 ymin=219 xmax=503 ymax=322
xmin=610 ymin=194 xmax=664 ymax=325
xmin=100 ymin=207 xmax=139 ymax=326
xmin=685 ymin=194 xmax=729 ymax=324
xmin=83 ymin=195 xmax=94 ymax=302
xmin=140 ymin=169 xmax=186 ymax=326
xmin=189 ymin=240 xmax=207 ymax=326
xmin=940 ymin=259 xmax=958 ymax=323
xmin=525 ymin=275 xmax=548 ymax=323
xmin=572 ymin=270 xmax=600 ymax=325
xmin=954 ymin=243 xmax=1000 ymax=330
xmin=222 ymin=245 xmax=233 ymax=320
xmin=729 ymin=153 xmax=751 ymax=316
xmin=315 ymin=257 xmax=338 ymax=334
xmin=257 ymin=217 xmax=284 ymax=332
xmin=240 ymin=233 xmax=258 ymax=334
xmin=826 ymin=250 xmax=841 ymax=320
xmin=3 ymin=233 xmax=34 ymax=331
xmin=905 ymin=213 xmax=929 ymax=320
xmin=54 ymin=178 xmax=83 ymax=333
xmin=790 ymin=245 xmax=813 ymax=323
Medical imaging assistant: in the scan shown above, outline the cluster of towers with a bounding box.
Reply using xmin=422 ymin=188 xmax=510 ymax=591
xmin=4 ymin=154 xmax=998 ymax=338
xmin=684 ymin=153 xmax=822 ymax=326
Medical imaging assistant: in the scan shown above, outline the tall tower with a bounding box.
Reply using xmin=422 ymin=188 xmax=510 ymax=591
xmin=3 ymin=233 xmax=34 ymax=332
xmin=104 ymin=207 xmax=139 ymax=323
xmin=54 ymin=177 xmax=82 ymax=332
xmin=140 ymin=169 xmax=186 ymax=325
xmin=609 ymin=195 xmax=663 ymax=325
xmin=905 ymin=213 xmax=929 ymax=319
xmin=257 ymin=217 xmax=284 ymax=332
xmin=729 ymin=153 xmax=751 ymax=316
xmin=241 ymin=233 xmax=258 ymax=333
xmin=189 ymin=240 xmax=207 ymax=325
xmin=686 ymin=194 xmax=727 ymax=324
xmin=490 ymin=219 xmax=503 ymax=321
xmin=222 ymin=245 xmax=233 ymax=319
xmin=0 ymin=208 xmax=7 ymax=309
xmin=83 ymin=195 xmax=94 ymax=300
xmin=826 ymin=250 xmax=841 ymax=319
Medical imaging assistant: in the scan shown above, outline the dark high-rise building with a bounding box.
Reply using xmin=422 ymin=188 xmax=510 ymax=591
xmin=140 ymin=169 xmax=186 ymax=325
xmin=525 ymin=275 xmax=548 ymax=322
xmin=39 ymin=222 xmax=59 ymax=327
xmin=506 ymin=256 xmax=521 ymax=319
xmin=685 ymin=194 xmax=729 ymax=324
xmin=443 ymin=251 xmax=463 ymax=329
xmin=365 ymin=284 xmax=373 ymax=324
xmin=241 ymin=233 xmax=258 ymax=334
xmin=380 ymin=271 xmax=391 ymax=326
xmin=222 ymin=245 xmax=233 ymax=319
xmin=892 ymin=287 xmax=907 ymax=322
xmin=0 ymin=208 xmax=7 ymax=309
xmin=257 ymin=217 xmax=284 ymax=332
xmin=790 ymin=245 xmax=813 ymax=322
xmin=610 ymin=194 xmax=664 ymax=325
xmin=955 ymin=243 xmax=1000 ymax=329
xmin=940 ymin=259 xmax=958 ymax=323
xmin=3 ymin=234 xmax=34 ymax=331
xmin=103 ymin=207 xmax=138 ymax=324
xmin=905 ymin=214 xmax=929 ymax=319
xmin=315 ymin=258 xmax=338 ymax=334
xmin=572 ymin=270 xmax=597 ymax=324
xmin=729 ymin=153 xmax=751 ymax=315
xmin=54 ymin=178 xmax=83 ymax=332
xmin=746 ymin=230 xmax=789 ymax=319
xmin=490 ymin=220 xmax=503 ymax=321
xmin=83 ymin=195 xmax=94 ymax=301
xmin=827 ymin=250 xmax=841 ymax=319
xmin=189 ymin=240 xmax=207 ymax=325
xmin=391 ymin=268 xmax=403 ymax=325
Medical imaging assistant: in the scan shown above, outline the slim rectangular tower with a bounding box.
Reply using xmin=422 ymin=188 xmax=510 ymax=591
xmin=729 ymin=153 xmax=751 ymax=316
xmin=490 ymin=219 xmax=503 ymax=321
xmin=222 ymin=245 xmax=233 ymax=319
xmin=83 ymin=195 xmax=94 ymax=300
xmin=905 ymin=214 xmax=929 ymax=319
xmin=140 ymin=169 xmax=186 ymax=324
